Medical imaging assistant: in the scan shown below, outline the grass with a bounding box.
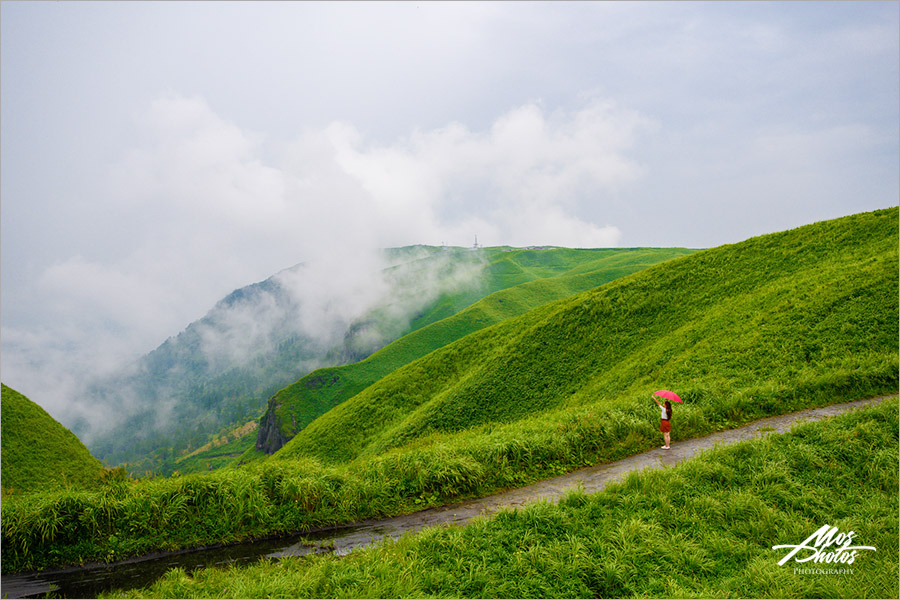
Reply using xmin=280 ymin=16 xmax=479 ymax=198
xmin=172 ymin=424 xmax=260 ymax=475
xmin=277 ymin=208 xmax=898 ymax=464
xmin=2 ymin=208 xmax=896 ymax=574
xmin=105 ymin=397 xmax=899 ymax=599
xmin=1 ymin=384 xmax=104 ymax=495
xmin=259 ymin=247 xmax=694 ymax=456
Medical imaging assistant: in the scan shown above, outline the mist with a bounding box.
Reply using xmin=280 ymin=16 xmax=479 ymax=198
xmin=4 ymin=4 xmax=897 ymax=449
xmin=2 ymin=93 xmax=639 ymax=440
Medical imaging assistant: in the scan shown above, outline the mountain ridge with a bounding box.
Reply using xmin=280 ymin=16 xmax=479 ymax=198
xmin=2 ymin=208 xmax=895 ymax=575
xmin=255 ymin=247 xmax=694 ymax=455
xmin=276 ymin=207 xmax=898 ymax=464
xmin=83 ymin=245 xmax=689 ymax=473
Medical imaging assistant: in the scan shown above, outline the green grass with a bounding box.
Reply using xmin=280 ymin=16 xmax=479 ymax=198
xmin=1 ymin=384 xmax=104 ymax=494
xmin=105 ymin=397 xmax=899 ymax=599
xmin=172 ymin=425 xmax=260 ymax=475
xmin=95 ymin=245 xmax=645 ymax=474
xmin=2 ymin=208 xmax=896 ymax=574
xmin=277 ymin=208 xmax=898 ymax=464
xmin=258 ymin=247 xmax=694 ymax=454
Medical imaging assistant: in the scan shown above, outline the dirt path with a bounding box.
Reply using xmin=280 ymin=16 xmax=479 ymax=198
xmin=272 ymin=394 xmax=895 ymax=558
xmin=3 ymin=395 xmax=893 ymax=598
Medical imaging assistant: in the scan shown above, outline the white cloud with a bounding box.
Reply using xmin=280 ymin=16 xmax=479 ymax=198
xmin=324 ymin=97 xmax=648 ymax=248
xmin=85 ymin=93 xmax=650 ymax=293
xmin=110 ymin=93 xmax=287 ymax=233
xmin=2 ymin=1 xmax=896 ymax=434
xmin=4 ymin=93 xmax=647 ymax=424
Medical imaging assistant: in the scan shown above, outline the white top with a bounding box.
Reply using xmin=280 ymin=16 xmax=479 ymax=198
xmin=661 ymin=405 xmax=668 ymax=420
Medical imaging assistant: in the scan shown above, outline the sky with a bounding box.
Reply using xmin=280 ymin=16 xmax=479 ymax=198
xmin=2 ymin=1 xmax=898 ymax=422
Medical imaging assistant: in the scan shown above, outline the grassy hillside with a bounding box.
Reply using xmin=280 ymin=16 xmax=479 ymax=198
xmin=1 ymin=384 xmax=104 ymax=494
xmin=277 ymin=208 xmax=898 ymax=464
xmin=91 ymin=246 xmax=688 ymax=475
xmin=170 ymin=421 xmax=259 ymax=475
xmin=3 ymin=209 xmax=895 ymax=573
xmin=257 ymin=247 xmax=693 ymax=455
xmin=108 ymin=398 xmax=899 ymax=599
xmin=85 ymin=245 xmax=486 ymax=474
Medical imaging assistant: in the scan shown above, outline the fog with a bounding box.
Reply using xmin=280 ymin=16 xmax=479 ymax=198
xmin=67 ymin=245 xmax=491 ymax=450
xmin=2 ymin=2 xmax=896 ymax=438
xmin=3 ymin=94 xmax=639 ymax=434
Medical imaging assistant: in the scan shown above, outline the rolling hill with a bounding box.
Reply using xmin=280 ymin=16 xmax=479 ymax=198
xmin=256 ymin=247 xmax=694 ymax=455
xmin=3 ymin=208 xmax=896 ymax=574
xmin=276 ymin=208 xmax=898 ymax=464
xmin=1 ymin=384 xmax=104 ymax=493
xmin=83 ymin=245 xmax=514 ymax=472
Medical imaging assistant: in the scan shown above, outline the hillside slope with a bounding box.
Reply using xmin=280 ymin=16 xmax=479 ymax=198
xmin=277 ymin=208 xmax=898 ymax=464
xmin=1 ymin=384 xmax=104 ymax=493
xmin=257 ymin=247 xmax=694 ymax=454
xmin=3 ymin=210 xmax=895 ymax=575
xmin=84 ymin=246 xmax=487 ymax=472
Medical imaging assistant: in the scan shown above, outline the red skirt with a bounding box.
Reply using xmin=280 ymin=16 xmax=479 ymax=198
xmin=660 ymin=419 xmax=671 ymax=433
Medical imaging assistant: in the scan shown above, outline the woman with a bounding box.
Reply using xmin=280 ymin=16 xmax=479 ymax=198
xmin=653 ymin=396 xmax=672 ymax=449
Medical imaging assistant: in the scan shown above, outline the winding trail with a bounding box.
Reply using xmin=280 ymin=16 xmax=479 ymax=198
xmin=2 ymin=395 xmax=894 ymax=598
xmin=277 ymin=394 xmax=894 ymax=557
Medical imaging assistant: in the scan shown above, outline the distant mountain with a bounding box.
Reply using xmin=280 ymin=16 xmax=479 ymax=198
xmin=1 ymin=384 xmax=104 ymax=493
xmin=276 ymin=208 xmax=899 ymax=464
xmin=83 ymin=245 xmax=488 ymax=472
xmin=84 ymin=245 xmax=693 ymax=475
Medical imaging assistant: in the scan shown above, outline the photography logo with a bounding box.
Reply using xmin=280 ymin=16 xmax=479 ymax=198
xmin=772 ymin=524 xmax=876 ymax=575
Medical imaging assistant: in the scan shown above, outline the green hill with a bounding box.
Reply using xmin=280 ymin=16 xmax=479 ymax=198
xmin=256 ymin=247 xmax=695 ymax=454
xmin=1 ymin=384 xmax=104 ymax=493
xmin=88 ymin=246 xmax=689 ymax=475
xmin=104 ymin=398 xmax=900 ymax=600
xmin=3 ymin=209 xmax=896 ymax=574
xmin=84 ymin=246 xmax=488 ymax=473
xmin=277 ymin=208 xmax=898 ymax=464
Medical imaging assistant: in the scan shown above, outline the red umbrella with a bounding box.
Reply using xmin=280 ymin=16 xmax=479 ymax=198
xmin=653 ymin=390 xmax=683 ymax=403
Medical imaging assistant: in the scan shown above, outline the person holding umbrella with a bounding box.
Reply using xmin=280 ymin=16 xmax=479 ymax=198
xmin=652 ymin=390 xmax=682 ymax=449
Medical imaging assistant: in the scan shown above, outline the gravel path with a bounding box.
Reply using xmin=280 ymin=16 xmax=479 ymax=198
xmin=3 ymin=395 xmax=893 ymax=598
xmin=271 ymin=394 xmax=895 ymax=558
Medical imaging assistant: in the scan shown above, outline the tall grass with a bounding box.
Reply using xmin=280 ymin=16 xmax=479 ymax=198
xmin=3 ymin=392 xmax=894 ymax=574
xmin=107 ymin=398 xmax=899 ymax=599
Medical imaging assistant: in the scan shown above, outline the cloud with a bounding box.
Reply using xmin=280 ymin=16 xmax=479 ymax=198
xmin=324 ymin=97 xmax=650 ymax=247
xmin=3 ymin=92 xmax=650 ymax=428
xmin=109 ymin=93 xmax=288 ymax=238
xmin=3 ymin=2 xmax=896 ymax=440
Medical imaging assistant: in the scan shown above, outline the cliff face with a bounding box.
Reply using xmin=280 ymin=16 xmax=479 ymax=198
xmin=254 ymin=367 xmax=348 ymax=455
xmin=255 ymin=399 xmax=291 ymax=454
